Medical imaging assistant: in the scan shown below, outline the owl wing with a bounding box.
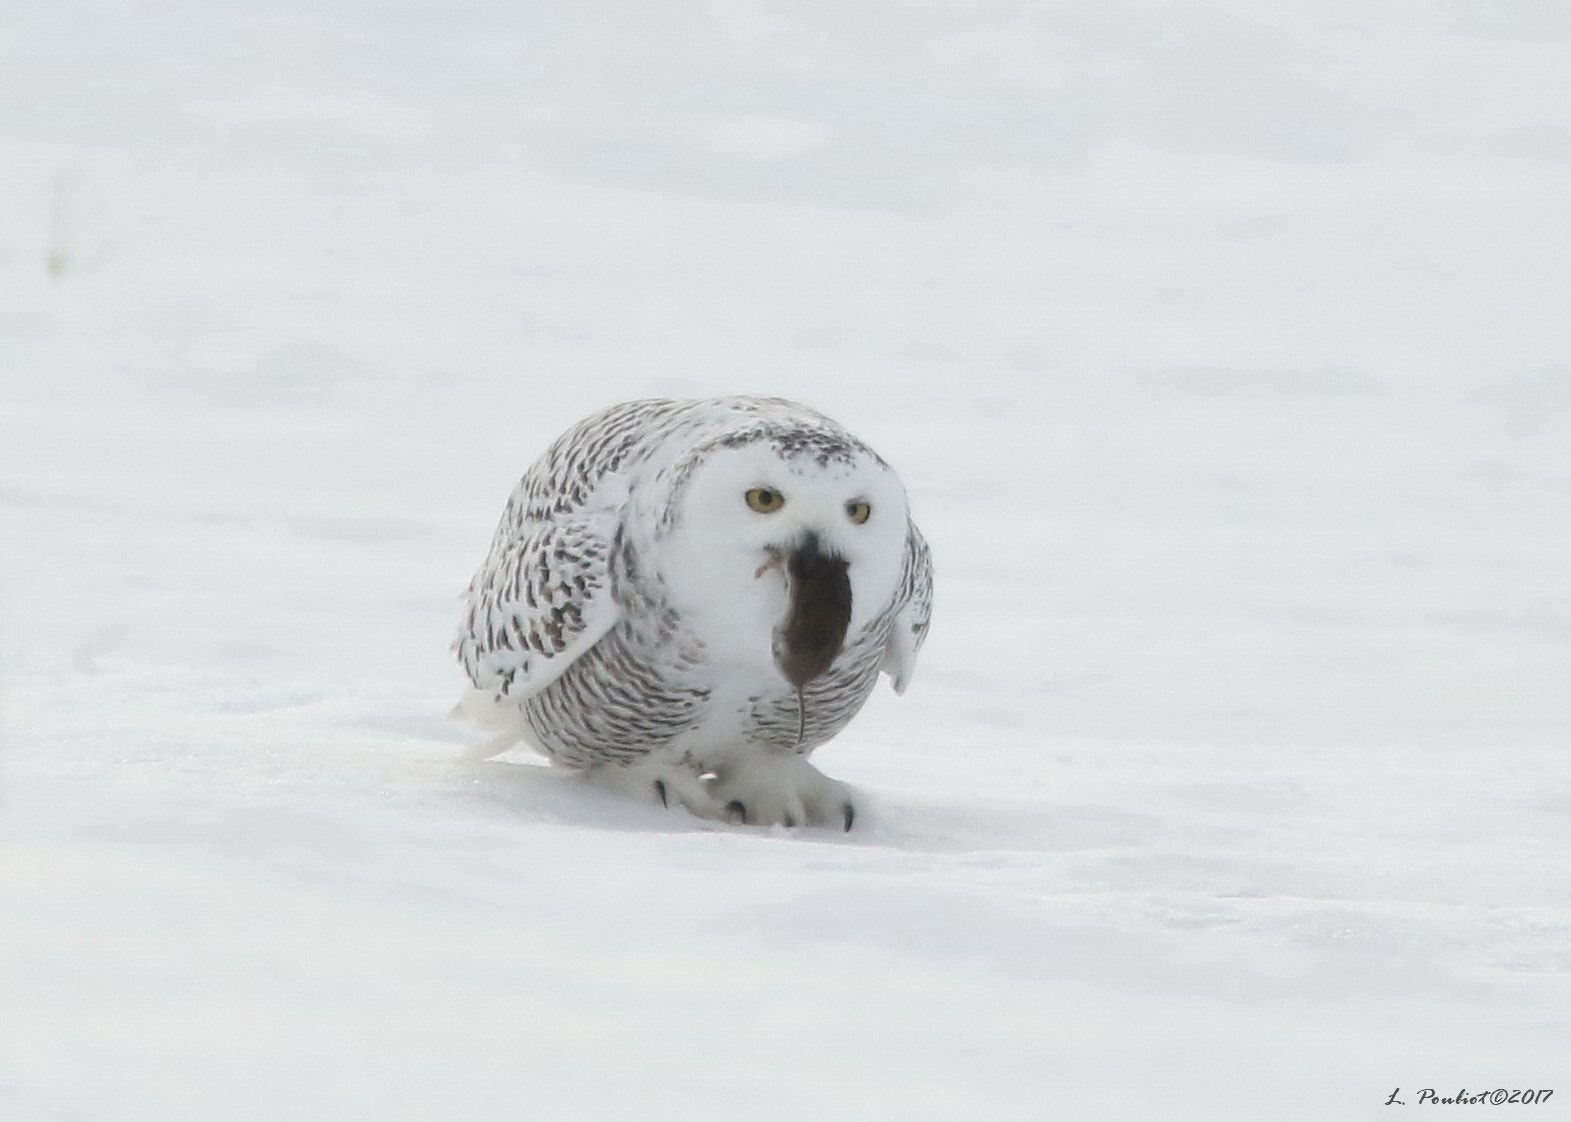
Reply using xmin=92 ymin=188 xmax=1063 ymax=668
xmin=454 ymin=510 xmax=623 ymax=704
xmin=455 ymin=399 xmax=704 ymax=703
xmin=881 ymin=519 xmax=934 ymax=695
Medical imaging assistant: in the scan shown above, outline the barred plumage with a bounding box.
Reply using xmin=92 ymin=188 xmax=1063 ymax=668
xmin=454 ymin=395 xmax=933 ymax=829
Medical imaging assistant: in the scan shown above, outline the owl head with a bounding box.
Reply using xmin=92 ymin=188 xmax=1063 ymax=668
xmin=650 ymin=423 xmax=911 ymax=692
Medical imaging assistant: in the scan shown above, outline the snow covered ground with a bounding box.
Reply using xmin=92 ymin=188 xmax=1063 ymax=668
xmin=3 ymin=1 xmax=1569 ymax=1118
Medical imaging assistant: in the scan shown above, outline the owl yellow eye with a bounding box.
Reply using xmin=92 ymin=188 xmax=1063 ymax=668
xmin=846 ymin=500 xmax=871 ymax=524
xmin=745 ymin=487 xmax=786 ymax=513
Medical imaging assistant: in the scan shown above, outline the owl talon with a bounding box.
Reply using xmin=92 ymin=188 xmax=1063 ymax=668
xmin=593 ymin=755 xmax=855 ymax=829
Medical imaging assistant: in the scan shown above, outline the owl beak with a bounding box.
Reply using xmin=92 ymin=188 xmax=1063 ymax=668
xmin=771 ymin=532 xmax=852 ymax=689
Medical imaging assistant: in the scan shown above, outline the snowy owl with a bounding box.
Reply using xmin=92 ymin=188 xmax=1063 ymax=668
xmin=453 ymin=395 xmax=933 ymax=830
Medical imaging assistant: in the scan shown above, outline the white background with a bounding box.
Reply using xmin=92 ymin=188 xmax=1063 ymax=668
xmin=2 ymin=1 xmax=1568 ymax=1118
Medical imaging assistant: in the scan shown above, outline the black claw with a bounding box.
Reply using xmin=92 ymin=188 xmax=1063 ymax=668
xmin=653 ymin=779 xmax=667 ymax=808
xmin=842 ymin=803 xmax=855 ymax=832
xmin=725 ymin=800 xmax=747 ymax=825
xmin=782 ymin=812 xmax=797 ymax=829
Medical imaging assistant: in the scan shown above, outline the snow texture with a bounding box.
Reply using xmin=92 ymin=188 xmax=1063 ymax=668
xmin=2 ymin=2 xmax=1569 ymax=1119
